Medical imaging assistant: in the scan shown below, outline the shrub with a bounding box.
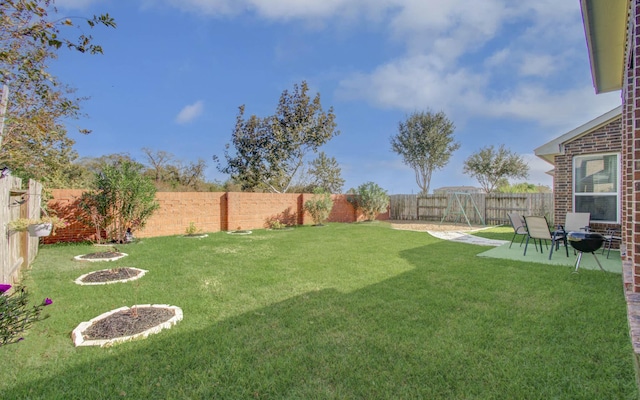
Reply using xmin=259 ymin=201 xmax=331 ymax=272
xmin=0 ymin=284 xmax=52 ymax=346
xmin=348 ymin=182 xmax=389 ymax=221
xmin=78 ymin=160 xmax=159 ymax=243
xmin=304 ymin=188 xmax=334 ymax=225
xmin=185 ymin=222 xmax=201 ymax=236
xmin=268 ymin=219 xmax=287 ymax=230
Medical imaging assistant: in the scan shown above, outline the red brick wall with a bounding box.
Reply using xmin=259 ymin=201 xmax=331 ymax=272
xmin=43 ymin=191 xmax=390 ymax=243
xmin=140 ymin=192 xmax=226 ymax=237
xmin=623 ymin=0 xmax=640 ymax=291
xmin=552 ymin=116 xmax=622 ymax=234
xmin=225 ymin=192 xmax=302 ymax=230
xmin=43 ymin=189 xmax=94 ymax=243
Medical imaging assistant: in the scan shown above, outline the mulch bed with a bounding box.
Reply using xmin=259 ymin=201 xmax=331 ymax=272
xmin=79 ymin=251 xmax=125 ymax=260
xmin=83 ymin=307 xmax=176 ymax=340
xmin=80 ymin=268 xmax=141 ymax=283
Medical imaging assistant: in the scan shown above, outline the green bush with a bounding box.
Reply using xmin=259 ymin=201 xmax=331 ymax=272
xmin=348 ymin=182 xmax=389 ymax=221
xmin=304 ymin=188 xmax=334 ymax=225
xmin=78 ymin=160 xmax=159 ymax=243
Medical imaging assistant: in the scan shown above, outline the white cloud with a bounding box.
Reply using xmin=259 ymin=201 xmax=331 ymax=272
xmin=175 ymin=101 xmax=204 ymax=124
xmin=156 ymin=0 xmax=620 ymax=132
xmin=485 ymin=49 xmax=510 ymax=68
xmin=518 ymin=54 xmax=557 ymax=77
xmin=336 ymin=55 xmax=486 ymax=114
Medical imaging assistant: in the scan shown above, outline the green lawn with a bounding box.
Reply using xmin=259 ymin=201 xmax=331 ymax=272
xmin=1 ymin=222 xmax=637 ymax=399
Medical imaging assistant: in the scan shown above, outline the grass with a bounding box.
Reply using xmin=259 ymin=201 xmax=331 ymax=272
xmin=1 ymin=222 xmax=637 ymax=399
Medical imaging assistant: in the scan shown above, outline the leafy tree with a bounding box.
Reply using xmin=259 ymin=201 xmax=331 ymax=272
xmin=78 ymin=160 xmax=159 ymax=243
xmin=216 ymin=81 xmax=339 ymax=193
xmin=304 ymin=188 xmax=334 ymax=225
xmin=347 ymin=182 xmax=389 ymax=221
xmin=141 ymin=148 xmax=209 ymax=191
xmin=498 ymin=181 xmax=551 ymax=193
xmin=463 ymin=145 xmax=529 ymax=193
xmin=71 ymin=153 xmax=136 ymax=188
xmin=307 ymin=152 xmax=344 ymax=193
xmin=0 ymin=0 xmax=116 ymax=186
xmin=390 ymin=111 xmax=460 ymax=195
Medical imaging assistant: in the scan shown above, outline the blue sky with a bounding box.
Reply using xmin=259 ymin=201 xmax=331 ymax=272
xmin=51 ymin=0 xmax=621 ymax=194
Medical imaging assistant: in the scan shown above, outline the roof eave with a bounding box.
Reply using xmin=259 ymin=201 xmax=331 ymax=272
xmin=534 ymin=105 xmax=622 ymax=165
xmin=580 ymin=0 xmax=627 ymax=93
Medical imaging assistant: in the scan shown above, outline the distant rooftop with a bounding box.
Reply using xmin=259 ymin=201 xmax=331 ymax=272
xmin=433 ymin=186 xmax=483 ymax=194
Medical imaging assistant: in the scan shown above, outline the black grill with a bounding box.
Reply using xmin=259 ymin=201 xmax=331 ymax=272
xmin=567 ymin=231 xmax=604 ymax=253
xmin=566 ymin=231 xmax=606 ymax=273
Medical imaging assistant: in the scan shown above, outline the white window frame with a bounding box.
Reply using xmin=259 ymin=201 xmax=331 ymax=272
xmin=572 ymin=152 xmax=620 ymax=224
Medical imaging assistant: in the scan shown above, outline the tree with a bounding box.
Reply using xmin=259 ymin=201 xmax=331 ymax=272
xmin=347 ymin=182 xmax=389 ymax=221
xmin=78 ymin=160 xmax=159 ymax=243
xmin=390 ymin=111 xmax=460 ymax=195
xmin=307 ymin=152 xmax=345 ymax=193
xmin=497 ymin=181 xmax=551 ymax=193
xmin=463 ymin=145 xmax=529 ymax=193
xmin=142 ymin=148 xmax=174 ymax=183
xmin=142 ymin=147 xmax=208 ymax=191
xmin=216 ymin=81 xmax=339 ymax=193
xmin=0 ymin=0 xmax=116 ymax=186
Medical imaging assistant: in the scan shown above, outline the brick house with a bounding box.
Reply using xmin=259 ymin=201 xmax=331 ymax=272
xmin=581 ymin=0 xmax=640 ymax=357
xmin=534 ymin=106 xmax=622 ymax=235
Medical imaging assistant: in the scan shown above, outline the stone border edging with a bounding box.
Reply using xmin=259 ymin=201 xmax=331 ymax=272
xmin=74 ymin=252 xmax=128 ymax=262
xmin=72 ymin=304 xmax=183 ymax=347
xmin=74 ymin=268 xmax=148 ymax=286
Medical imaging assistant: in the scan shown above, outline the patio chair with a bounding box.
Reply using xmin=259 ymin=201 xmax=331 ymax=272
xmin=602 ymin=227 xmax=622 ymax=259
xmin=556 ymin=212 xmax=590 ymax=255
xmin=523 ymin=215 xmax=569 ymax=260
xmin=560 ymin=212 xmax=591 ymax=233
xmin=507 ymin=212 xmax=528 ymax=249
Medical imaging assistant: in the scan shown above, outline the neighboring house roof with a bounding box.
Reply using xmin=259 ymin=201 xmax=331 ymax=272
xmin=580 ymin=0 xmax=627 ymax=93
xmin=534 ymin=106 xmax=622 ymax=166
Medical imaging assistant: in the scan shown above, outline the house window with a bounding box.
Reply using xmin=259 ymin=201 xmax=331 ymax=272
xmin=573 ymin=153 xmax=619 ymax=223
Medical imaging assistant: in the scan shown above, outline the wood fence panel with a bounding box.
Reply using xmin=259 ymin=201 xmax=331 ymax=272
xmin=417 ymin=195 xmax=448 ymax=222
xmin=26 ymin=180 xmax=42 ymax=266
xmin=390 ymin=193 xmax=554 ymax=225
xmin=0 ymin=178 xmax=42 ymax=284
xmin=389 ymin=195 xmax=417 ymax=220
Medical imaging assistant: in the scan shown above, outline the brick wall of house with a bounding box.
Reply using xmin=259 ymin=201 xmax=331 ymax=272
xmin=552 ymin=116 xmax=623 ymax=235
xmin=623 ymin=0 xmax=640 ymax=291
xmin=43 ymin=190 xmax=389 ymax=243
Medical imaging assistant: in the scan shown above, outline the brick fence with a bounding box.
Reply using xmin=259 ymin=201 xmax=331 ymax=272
xmin=43 ymin=190 xmax=389 ymax=243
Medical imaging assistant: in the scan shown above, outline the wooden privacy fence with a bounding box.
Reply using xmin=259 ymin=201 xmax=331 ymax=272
xmin=389 ymin=193 xmax=554 ymax=225
xmin=0 ymin=178 xmax=43 ymax=284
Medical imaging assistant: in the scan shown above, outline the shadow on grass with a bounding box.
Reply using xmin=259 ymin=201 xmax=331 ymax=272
xmin=7 ymin=241 xmax=638 ymax=399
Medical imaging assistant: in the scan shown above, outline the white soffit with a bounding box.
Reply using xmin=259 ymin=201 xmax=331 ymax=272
xmin=534 ymin=106 xmax=622 ymax=165
xmin=580 ymin=0 xmax=627 ymax=93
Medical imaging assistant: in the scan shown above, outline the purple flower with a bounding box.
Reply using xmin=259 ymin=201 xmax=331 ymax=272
xmin=43 ymin=298 xmax=53 ymax=306
xmin=0 ymin=284 xmax=11 ymax=293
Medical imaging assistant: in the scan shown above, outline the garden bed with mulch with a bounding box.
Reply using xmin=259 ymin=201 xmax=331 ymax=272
xmin=83 ymin=307 xmax=175 ymax=340
xmin=72 ymin=304 xmax=183 ymax=347
xmin=74 ymin=251 xmax=128 ymax=262
xmin=75 ymin=267 xmax=148 ymax=286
